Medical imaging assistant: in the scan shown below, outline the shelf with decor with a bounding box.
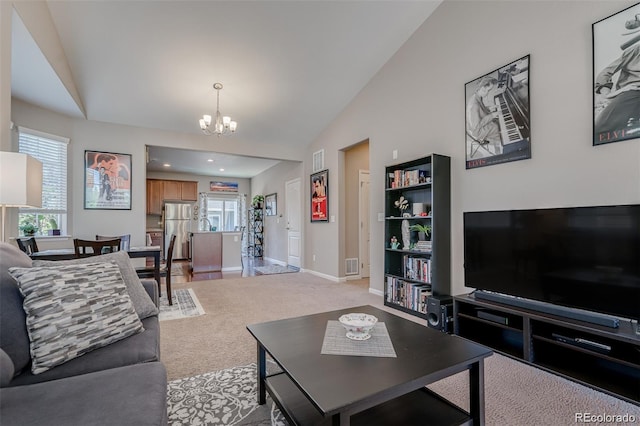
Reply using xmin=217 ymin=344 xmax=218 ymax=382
xmin=247 ymin=207 xmax=264 ymax=257
xmin=384 ymin=154 xmax=451 ymax=320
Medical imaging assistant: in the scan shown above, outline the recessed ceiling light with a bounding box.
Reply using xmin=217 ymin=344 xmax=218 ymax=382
xmin=219 ymin=168 xmax=225 ymax=172
xmin=163 ymin=163 xmax=171 ymax=167
xmin=207 ymin=159 xmax=214 ymax=162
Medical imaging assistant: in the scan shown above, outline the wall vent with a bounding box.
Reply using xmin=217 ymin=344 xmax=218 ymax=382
xmin=313 ymin=149 xmax=325 ymax=172
xmin=345 ymin=258 xmax=359 ymax=275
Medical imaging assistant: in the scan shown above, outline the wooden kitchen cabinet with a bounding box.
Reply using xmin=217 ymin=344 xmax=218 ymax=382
xmin=163 ymin=180 xmax=181 ymax=200
xmin=146 ymin=179 xmax=199 ymax=214
xmin=147 ymin=179 xmax=164 ymax=215
xmin=181 ymin=181 xmax=198 ymax=201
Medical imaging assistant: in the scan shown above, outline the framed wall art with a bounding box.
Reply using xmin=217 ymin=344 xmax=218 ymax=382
xmin=84 ymin=150 xmax=132 ymax=210
xmin=593 ymin=2 xmax=640 ymax=146
xmin=310 ymin=170 xmax=328 ymax=222
xmin=210 ymin=181 xmax=238 ymax=192
xmin=265 ymin=193 xmax=277 ymax=216
xmin=465 ymin=55 xmax=531 ymax=169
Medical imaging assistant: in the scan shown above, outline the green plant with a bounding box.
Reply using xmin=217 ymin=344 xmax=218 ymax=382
xmin=48 ymin=218 xmax=59 ymax=229
xmin=410 ymin=223 xmax=431 ymax=235
xmin=252 ymin=195 xmax=264 ymax=206
xmin=19 ymin=223 xmax=38 ymax=236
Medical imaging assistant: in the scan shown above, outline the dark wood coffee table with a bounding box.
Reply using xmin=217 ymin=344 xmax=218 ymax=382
xmin=247 ymin=305 xmax=492 ymax=425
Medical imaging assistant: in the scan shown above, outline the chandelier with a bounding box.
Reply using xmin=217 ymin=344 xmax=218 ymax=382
xmin=199 ymin=82 xmax=237 ymax=136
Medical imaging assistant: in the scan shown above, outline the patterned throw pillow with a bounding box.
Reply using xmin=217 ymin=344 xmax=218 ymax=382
xmin=8 ymin=262 xmax=144 ymax=375
xmin=32 ymin=250 xmax=158 ymax=320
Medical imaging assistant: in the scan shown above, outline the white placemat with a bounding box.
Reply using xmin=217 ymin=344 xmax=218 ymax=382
xmin=321 ymin=321 xmax=397 ymax=357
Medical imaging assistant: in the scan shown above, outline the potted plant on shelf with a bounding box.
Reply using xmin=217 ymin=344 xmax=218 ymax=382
xmin=410 ymin=223 xmax=431 ymax=241
xmin=20 ymin=223 xmax=38 ymax=237
xmin=252 ymin=195 xmax=264 ymax=209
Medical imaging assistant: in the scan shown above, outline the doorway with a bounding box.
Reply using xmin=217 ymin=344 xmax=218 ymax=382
xmin=359 ymin=170 xmax=370 ymax=278
xmin=285 ymin=178 xmax=301 ymax=268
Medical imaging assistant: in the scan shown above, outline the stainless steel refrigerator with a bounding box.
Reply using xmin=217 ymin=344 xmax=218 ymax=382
xmin=163 ymin=202 xmax=193 ymax=260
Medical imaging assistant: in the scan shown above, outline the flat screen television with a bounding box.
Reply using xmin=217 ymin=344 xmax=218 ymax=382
xmin=463 ymin=204 xmax=640 ymax=322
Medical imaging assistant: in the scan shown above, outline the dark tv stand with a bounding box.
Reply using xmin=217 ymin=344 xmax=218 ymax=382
xmin=473 ymin=291 xmax=620 ymax=328
xmin=453 ymin=293 xmax=640 ymax=404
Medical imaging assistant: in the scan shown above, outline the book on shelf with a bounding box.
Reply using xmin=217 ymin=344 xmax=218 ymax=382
xmin=414 ymin=241 xmax=432 ymax=252
xmin=403 ymin=255 xmax=431 ymax=283
xmin=386 ymin=276 xmax=432 ymax=313
xmin=388 ymin=169 xmax=431 ymax=188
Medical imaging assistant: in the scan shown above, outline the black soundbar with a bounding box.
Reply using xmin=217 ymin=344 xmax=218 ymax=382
xmin=474 ymin=291 xmax=620 ymax=328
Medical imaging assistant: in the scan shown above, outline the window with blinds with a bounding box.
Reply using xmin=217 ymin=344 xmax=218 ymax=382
xmin=205 ymin=194 xmax=241 ymax=232
xmin=18 ymin=127 xmax=69 ymax=236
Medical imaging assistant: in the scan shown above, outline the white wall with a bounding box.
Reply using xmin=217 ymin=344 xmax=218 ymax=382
xmin=305 ymin=0 xmax=640 ymax=293
xmin=251 ymin=160 xmax=303 ymax=263
xmin=10 ymin=99 xmax=296 ymax=247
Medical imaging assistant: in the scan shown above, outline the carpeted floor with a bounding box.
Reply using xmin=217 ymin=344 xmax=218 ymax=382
xmin=160 ymin=273 xmax=640 ymax=425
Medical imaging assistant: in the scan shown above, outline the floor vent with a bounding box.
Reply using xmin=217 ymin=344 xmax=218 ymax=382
xmin=345 ymin=258 xmax=359 ymax=275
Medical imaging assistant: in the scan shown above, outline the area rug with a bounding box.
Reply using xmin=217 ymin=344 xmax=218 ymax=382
xmin=254 ymin=265 xmax=299 ymax=275
xmin=167 ymin=363 xmax=286 ymax=426
xmin=159 ymin=288 xmax=206 ymax=321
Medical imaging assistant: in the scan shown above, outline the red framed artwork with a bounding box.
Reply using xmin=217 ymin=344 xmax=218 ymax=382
xmin=310 ymin=170 xmax=328 ymax=222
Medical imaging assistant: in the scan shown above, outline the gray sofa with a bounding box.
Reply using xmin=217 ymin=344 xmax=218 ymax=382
xmin=0 ymin=243 xmax=168 ymax=426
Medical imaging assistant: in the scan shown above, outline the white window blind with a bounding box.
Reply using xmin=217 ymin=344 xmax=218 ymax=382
xmin=18 ymin=128 xmax=69 ymax=214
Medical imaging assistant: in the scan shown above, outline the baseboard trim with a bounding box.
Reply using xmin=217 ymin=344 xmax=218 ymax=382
xmin=222 ymin=266 xmax=242 ymax=272
xmin=369 ymin=288 xmax=384 ymax=297
xmin=305 ymin=269 xmax=340 ymax=282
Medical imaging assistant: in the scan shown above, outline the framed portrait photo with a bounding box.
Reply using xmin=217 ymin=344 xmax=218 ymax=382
xmin=310 ymin=170 xmax=328 ymax=222
xmin=265 ymin=193 xmax=277 ymax=216
xmin=593 ymin=2 xmax=640 ymax=146
xmin=465 ymin=55 xmax=531 ymax=169
xmin=84 ymin=150 xmax=132 ymax=210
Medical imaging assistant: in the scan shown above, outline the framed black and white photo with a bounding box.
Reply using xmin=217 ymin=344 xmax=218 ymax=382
xmin=593 ymin=2 xmax=640 ymax=146
xmin=265 ymin=193 xmax=277 ymax=216
xmin=84 ymin=150 xmax=132 ymax=210
xmin=465 ymin=55 xmax=531 ymax=169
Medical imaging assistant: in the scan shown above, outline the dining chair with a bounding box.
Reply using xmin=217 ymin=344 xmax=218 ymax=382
xmin=73 ymin=238 xmax=121 ymax=257
xmin=164 ymin=234 xmax=177 ymax=305
xmin=96 ymin=234 xmax=131 ymax=251
xmin=16 ymin=237 xmax=39 ymax=255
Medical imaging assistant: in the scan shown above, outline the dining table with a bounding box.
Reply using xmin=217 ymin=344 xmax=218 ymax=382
xmin=30 ymin=246 xmax=162 ymax=285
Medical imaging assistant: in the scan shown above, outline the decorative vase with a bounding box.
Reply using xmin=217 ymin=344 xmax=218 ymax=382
xmin=401 ymin=219 xmax=410 ymax=250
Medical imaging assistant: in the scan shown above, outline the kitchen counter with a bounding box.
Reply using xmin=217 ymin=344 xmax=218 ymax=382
xmin=190 ymin=231 xmax=242 ymax=273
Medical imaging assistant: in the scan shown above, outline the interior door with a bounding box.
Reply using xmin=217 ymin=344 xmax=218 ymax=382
xmin=285 ymin=178 xmax=301 ymax=268
xmin=359 ymin=170 xmax=370 ymax=278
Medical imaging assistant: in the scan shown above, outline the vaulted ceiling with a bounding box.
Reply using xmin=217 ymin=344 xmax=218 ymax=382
xmin=11 ymin=1 xmax=441 ymax=176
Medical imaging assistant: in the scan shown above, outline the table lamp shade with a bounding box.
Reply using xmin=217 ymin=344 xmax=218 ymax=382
xmin=0 ymin=152 xmax=43 ymax=207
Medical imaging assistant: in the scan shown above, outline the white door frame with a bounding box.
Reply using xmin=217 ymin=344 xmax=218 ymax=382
xmin=358 ymin=170 xmax=370 ymax=278
xmin=285 ymin=177 xmax=302 ymax=268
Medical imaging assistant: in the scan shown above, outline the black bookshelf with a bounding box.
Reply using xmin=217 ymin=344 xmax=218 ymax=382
xmin=383 ymin=154 xmax=451 ymax=319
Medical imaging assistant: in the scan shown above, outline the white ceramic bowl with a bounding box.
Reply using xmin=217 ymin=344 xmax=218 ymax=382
xmin=338 ymin=313 xmax=378 ymax=340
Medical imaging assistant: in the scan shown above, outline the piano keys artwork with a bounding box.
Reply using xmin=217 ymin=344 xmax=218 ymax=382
xmin=465 ymin=55 xmax=532 ymax=170
xmin=592 ymin=3 xmax=640 ymax=146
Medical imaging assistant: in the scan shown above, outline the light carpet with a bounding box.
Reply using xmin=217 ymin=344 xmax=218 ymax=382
xmin=166 ymin=353 xmax=640 ymax=425
xmin=254 ymin=265 xmax=299 ymax=275
xmin=159 ymin=288 xmax=205 ymax=321
xmin=160 ymin=274 xmax=640 ymax=424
